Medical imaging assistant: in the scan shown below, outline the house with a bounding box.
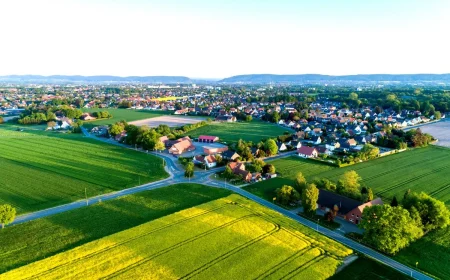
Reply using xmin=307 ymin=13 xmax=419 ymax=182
xmin=215 ymin=115 xmax=236 ymax=122
xmin=168 ymin=137 xmax=195 ymax=155
xmin=250 ymin=147 xmax=260 ymax=156
xmin=174 ymin=109 xmax=188 ymax=115
xmin=345 ymin=198 xmax=383 ymax=224
xmin=295 ymin=131 xmax=306 ymax=139
xmin=203 ymin=154 xmax=218 ymax=168
xmin=277 ymin=142 xmax=287 ymax=152
xmin=316 ymin=146 xmax=331 ymax=156
xmin=80 ymin=113 xmax=96 ymax=121
xmin=317 ymin=189 xmax=383 ymax=224
xmin=289 ymin=140 xmax=302 ymax=149
xmin=203 ymin=146 xmax=228 ymax=155
xmin=228 ymin=162 xmax=252 ymax=182
xmin=198 ymin=135 xmax=219 ymax=143
xmin=309 ymin=136 xmax=322 ymax=145
xmin=54 ymin=117 xmax=72 ymax=130
xmin=297 ymin=146 xmax=318 ymax=158
xmin=115 ymin=131 xmax=127 ymax=142
xmin=222 ymin=150 xmax=240 ymax=161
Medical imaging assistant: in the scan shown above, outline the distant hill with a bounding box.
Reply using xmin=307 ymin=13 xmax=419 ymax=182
xmin=0 ymin=75 xmax=193 ymax=84
xmin=218 ymin=74 xmax=450 ymax=84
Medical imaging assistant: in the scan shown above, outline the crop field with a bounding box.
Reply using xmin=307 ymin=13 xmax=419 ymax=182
xmin=251 ymin=146 xmax=450 ymax=205
xmin=82 ymin=108 xmax=172 ymax=126
xmin=2 ymin=195 xmax=352 ymax=280
xmin=0 ymin=125 xmax=167 ymax=214
xmin=129 ymin=115 xmax=206 ymax=128
xmin=0 ymin=184 xmax=231 ymax=273
xmin=185 ymin=121 xmax=291 ymax=143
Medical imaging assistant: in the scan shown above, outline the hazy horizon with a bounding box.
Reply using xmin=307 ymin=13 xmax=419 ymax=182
xmin=1 ymin=0 xmax=450 ymax=78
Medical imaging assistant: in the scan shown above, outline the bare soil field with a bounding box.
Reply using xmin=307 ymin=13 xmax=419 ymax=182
xmin=416 ymin=119 xmax=450 ymax=147
xmin=129 ymin=115 xmax=206 ymax=127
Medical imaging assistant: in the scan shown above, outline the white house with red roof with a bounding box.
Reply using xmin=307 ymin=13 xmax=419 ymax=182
xmin=297 ymin=146 xmax=318 ymax=158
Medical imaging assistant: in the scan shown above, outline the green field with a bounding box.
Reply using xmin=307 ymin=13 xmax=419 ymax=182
xmin=2 ymin=194 xmax=353 ymax=280
xmin=82 ymin=108 xmax=171 ymax=126
xmin=251 ymin=146 xmax=450 ymax=205
xmin=0 ymin=125 xmax=167 ymax=214
xmin=0 ymin=184 xmax=231 ymax=273
xmin=244 ymin=146 xmax=450 ymax=279
xmin=393 ymin=227 xmax=450 ymax=280
xmin=184 ymin=121 xmax=291 ymax=143
xmin=330 ymin=257 xmax=411 ymax=280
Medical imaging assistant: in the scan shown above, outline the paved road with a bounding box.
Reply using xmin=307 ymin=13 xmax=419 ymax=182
xmin=10 ymin=129 xmax=431 ymax=279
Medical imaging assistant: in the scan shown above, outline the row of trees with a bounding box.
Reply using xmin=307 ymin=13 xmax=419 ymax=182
xmin=360 ymin=191 xmax=450 ymax=255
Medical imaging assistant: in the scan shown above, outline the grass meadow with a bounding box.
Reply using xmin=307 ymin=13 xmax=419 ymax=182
xmin=1 ymin=194 xmax=353 ymax=280
xmin=82 ymin=108 xmax=172 ymax=126
xmin=0 ymin=125 xmax=167 ymax=214
xmin=184 ymin=120 xmax=291 ymax=143
xmin=0 ymin=184 xmax=232 ymax=274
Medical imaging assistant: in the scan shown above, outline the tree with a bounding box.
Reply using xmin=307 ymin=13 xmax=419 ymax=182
xmin=184 ymin=162 xmax=194 ymax=178
xmin=359 ymin=205 xmax=423 ymax=255
xmin=301 ymin=183 xmax=319 ymax=216
xmin=391 ymin=196 xmax=399 ymax=207
xmin=339 ymin=170 xmax=362 ymax=195
xmin=265 ymin=139 xmax=278 ymax=156
xmin=403 ymin=192 xmax=450 ymax=232
xmin=362 ymin=187 xmax=374 ymax=202
xmin=0 ymin=116 xmax=3 ymax=124
xmin=360 ymin=144 xmax=379 ymax=160
xmin=109 ymin=122 xmax=125 ymax=136
xmin=154 ymin=140 xmax=165 ymax=152
xmin=404 ymin=189 xmax=411 ymax=200
xmin=245 ymin=115 xmax=253 ymax=122
xmin=434 ymin=111 xmax=442 ymax=120
xmin=262 ymin=164 xmax=275 ymax=174
xmin=349 ymin=92 xmax=358 ymax=100
xmin=0 ymin=204 xmax=16 ymax=229
xmin=275 ymin=185 xmax=300 ymax=206
xmin=272 ymin=111 xmax=280 ymax=123
xmin=294 ymin=172 xmax=307 ymax=194
xmin=223 ymin=165 xmax=234 ymax=179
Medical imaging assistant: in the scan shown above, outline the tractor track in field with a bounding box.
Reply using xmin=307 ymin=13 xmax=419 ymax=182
xmin=23 ymin=204 xmax=232 ymax=280
xmin=102 ymin=214 xmax=264 ymax=279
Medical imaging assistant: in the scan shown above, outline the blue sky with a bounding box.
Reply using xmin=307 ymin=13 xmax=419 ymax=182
xmin=1 ymin=0 xmax=449 ymax=78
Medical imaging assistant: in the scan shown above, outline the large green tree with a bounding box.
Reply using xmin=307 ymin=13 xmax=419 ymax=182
xmin=184 ymin=162 xmax=194 ymax=178
xmin=265 ymin=139 xmax=278 ymax=156
xmin=403 ymin=192 xmax=450 ymax=232
xmin=294 ymin=172 xmax=307 ymax=194
xmin=339 ymin=170 xmax=362 ymax=196
xmin=275 ymin=185 xmax=300 ymax=206
xmin=359 ymin=205 xmax=423 ymax=255
xmin=0 ymin=204 xmax=16 ymax=229
xmin=301 ymin=183 xmax=319 ymax=216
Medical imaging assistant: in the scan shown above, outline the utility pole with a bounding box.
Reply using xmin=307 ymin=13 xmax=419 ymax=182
xmin=317 ymin=219 xmax=319 ymax=231
xmin=85 ymin=188 xmax=88 ymax=206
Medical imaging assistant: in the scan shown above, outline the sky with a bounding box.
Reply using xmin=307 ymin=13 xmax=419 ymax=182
xmin=1 ymin=0 xmax=450 ymax=78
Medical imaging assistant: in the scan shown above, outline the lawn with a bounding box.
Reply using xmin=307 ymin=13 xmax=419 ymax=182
xmin=330 ymin=256 xmax=412 ymax=280
xmin=184 ymin=120 xmax=291 ymax=143
xmin=82 ymin=108 xmax=172 ymax=126
xmin=0 ymin=125 xmax=167 ymax=214
xmin=2 ymin=194 xmax=353 ymax=280
xmin=0 ymin=184 xmax=232 ymax=273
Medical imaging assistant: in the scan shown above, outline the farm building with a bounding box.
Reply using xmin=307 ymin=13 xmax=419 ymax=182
xmin=203 ymin=146 xmax=228 ymax=155
xmin=198 ymin=135 xmax=219 ymax=143
xmin=297 ymin=146 xmax=318 ymax=158
xmin=228 ymin=162 xmax=252 ymax=182
xmin=317 ymin=189 xmax=383 ymax=224
xmin=168 ymin=137 xmax=195 ymax=155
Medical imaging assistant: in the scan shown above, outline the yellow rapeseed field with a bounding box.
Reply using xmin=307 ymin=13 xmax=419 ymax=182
xmin=1 ymin=195 xmax=352 ymax=280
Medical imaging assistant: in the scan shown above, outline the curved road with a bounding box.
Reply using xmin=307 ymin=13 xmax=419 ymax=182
xmin=10 ymin=129 xmax=432 ymax=280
